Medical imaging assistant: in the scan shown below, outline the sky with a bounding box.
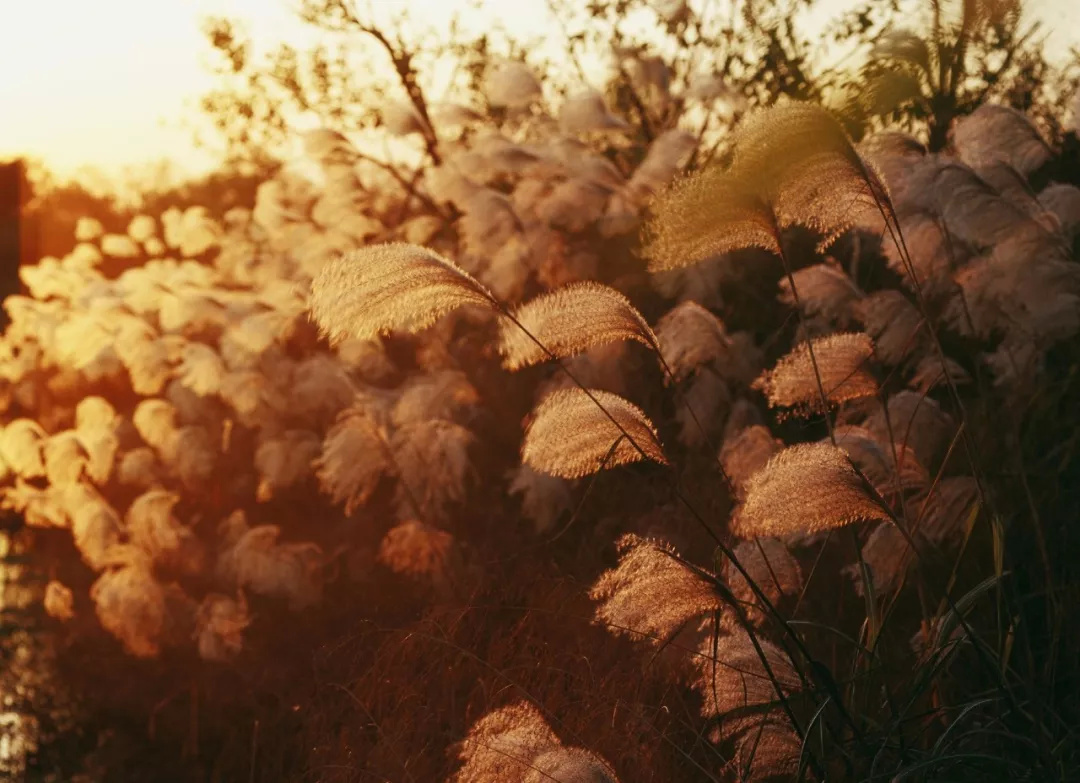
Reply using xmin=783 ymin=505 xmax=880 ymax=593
xmin=1 ymin=0 xmax=1076 ymax=188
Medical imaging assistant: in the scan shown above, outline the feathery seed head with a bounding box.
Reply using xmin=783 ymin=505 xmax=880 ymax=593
xmin=315 ymin=403 xmax=394 ymax=516
xmin=864 ymin=391 xmax=955 ymax=469
xmin=914 ymin=476 xmax=979 ymax=546
xmin=953 ymin=103 xmax=1052 ymax=175
xmin=378 ymin=520 xmax=465 ymax=597
xmin=591 ymin=534 xmax=723 ymax=643
xmin=501 ymin=282 xmax=657 ymax=371
xmin=522 ymin=388 xmax=666 ymax=479
xmin=832 ymin=425 xmax=928 ymax=495
xmin=452 ymin=702 xmax=559 ymax=783
xmin=733 ymin=717 xmax=803 ymax=780
xmin=721 ymin=425 xmax=783 ymax=500
xmin=195 ymin=593 xmax=250 ymax=662
xmin=126 ymin=489 xmax=203 ymax=573
xmin=216 ymin=524 xmax=322 ymax=610
xmin=725 ymin=538 xmax=803 ymax=621
xmin=754 ymin=333 xmax=877 ymax=415
xmin=778 ymin=262 xmax=863 ymax=326
xmin=508 ymin=464 xmax=575 ymax=534
xmin=44 ymin=580 xmax=75 ymax=622
xmin=845 ymin=521 xmax=912 ymax=597
xmin=255 ymin=429 xmax=321 ymax=502
xmin=43 ymin=432 xmax=89 ymax=486
xmin=91 ymin=561 xmax=168 ymax=658
xmin=71 ymin=495 xmax=123 ymax=571
xmin=0 ymin=419 xmax=48 ymax=479
xmin=308 ymin=243 xmax=496 ymax=344
xmin=525 ymin=749 xmax=620 ymax=783
xmin=730 ymin=102 xmax=890 ymax=249
xmin=694 ymin=628 xmax=802 ymax=719
xmin=391 ymin=370 xmax=479 ymax=427
xmin=133 ymin=399 xmax=179 ymax=450
xmin=560 ymin=91 xmax=630 ymax=134
xmin=656 ymin=301 xmax=732 ymax=382
xmin=390 ymin=419 xmax=475 ymax=521
xmin=733 ymin=441 xmax=889 ymax=539
xmin=645 ymin=169 xmax=780 ymax=271
xmin=453 ymin=701 xmax=620 ymax=783
xmin=482 ymin=61 xmax=542 ymax=108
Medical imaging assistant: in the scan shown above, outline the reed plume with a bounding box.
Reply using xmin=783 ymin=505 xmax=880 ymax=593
xmin=500 ymin=282 xmax=658 ymax=370
xmin=308 ymin=243 xmax=496 ymax=343
xmin=733 ymin=442 xmax=889 ymax=539
xmin=522 ymin=389 xmax=666 ymax=478
xmin=452 ymin=701 xmax=620 ymax=783
xmin=754 ymin=333 xmax=877 ymax=415
xmin=591 ymin=534 xmax=723 ymax=643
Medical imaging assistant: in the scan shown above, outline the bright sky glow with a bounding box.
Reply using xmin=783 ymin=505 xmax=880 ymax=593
xmin=1 ymin=0 xmax=1075 ymax=186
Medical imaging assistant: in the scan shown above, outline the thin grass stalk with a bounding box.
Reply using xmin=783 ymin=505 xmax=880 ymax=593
xmin=653 ymin=352 xmax=737 ymax=494
xmin=673 ymin=485 xmax=866 ymax=757
xmin=671 ymin=557 xmax=816 ymax=763
xmin=771 ymin=218 xmax=884 ymax=725
xmin=869 ymin=203 xmax=1067 ymax=769
xmin=545 ymin=435 xmax=626 ymax=544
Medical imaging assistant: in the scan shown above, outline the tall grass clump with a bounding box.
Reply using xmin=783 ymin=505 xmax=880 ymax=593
xmin=3 ymin=2 xmax=1079 ymax=778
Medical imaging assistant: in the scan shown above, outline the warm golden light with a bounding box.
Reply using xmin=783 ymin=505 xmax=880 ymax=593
xmin=0 ymin=0 xmax=553 ymax=182
xmin=2 ymin=0 xmax=1075 ymax=185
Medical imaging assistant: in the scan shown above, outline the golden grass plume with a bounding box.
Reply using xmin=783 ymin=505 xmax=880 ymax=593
xmin=522 ymin=389 xmax=666 ymax=478
xmin=733 ymin=442 xmax=889 ymax=539
xmin=591 ymin=534 xmax=723 ymax=643
xmin=500 ymin=282 xmax=657 ymax=371
xmin=308 ymin=243 xmax=496 ymax=343
xmin=754 ymin=332 xmax=877 ymax=415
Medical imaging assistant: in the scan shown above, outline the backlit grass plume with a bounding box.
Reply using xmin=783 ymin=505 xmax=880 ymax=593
xmin=646 ymin=102 xmax=888 ymax=270
xmin=216 ymin=513 xmax=322 ymax=611
xmin=854 ymin=290 xmax=925 ymax=365
xmin=914 ymin=476 xmax=979 ymax=546
xmin=500 ymin=282 xmax=658 ymax=370
xmin=846 ymin=521 xmax=912 ymax=597
xmin=864 ymin=390 xmax=955 ymax=469
xmin=732 ymin=718 xmax=803 ymax=781
xmin=655 ymin=300 xmax=733 ymax=381
xmin=754 ymin=332 xmax=877 ymax=415
xmin=378 ymin=520 xmax=465 ymax=598
xmin=832 ymin=425 xmax=928 ymax=495
xmin=694 ymin=627 xmax=802 ymax=720
xmin=778 ymin=262 xmax=863 ymax=326
xmin=730 ymin=102 xmax=890 ymax=249
xmin=90 ymin=553 xmax=173 ymax=659
xmin=725 ymin=538 xmax=803 ymax=623
xmin=591 ymin=534 xmax=723 ymax=643
xmin=0 ymin=419 xmax=47 ymax=479
xmin=733 ymin=442 xmax=889 ymax=539
xmin=522 ymin=388 xmax=666 ymax=478
xmin=645 ymin=173 xmax=781 ymax=270
xmin=720 ymin=425 xmax=783 ymax=496
xmin=308 ymin=243 xmax=497 ymax=343
xmin=452 ymin=701 xmax=620 ymax=783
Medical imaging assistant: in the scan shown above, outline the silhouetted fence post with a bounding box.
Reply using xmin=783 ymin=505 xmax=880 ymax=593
xmin=0 ymin=160 xmax=28 ymax=329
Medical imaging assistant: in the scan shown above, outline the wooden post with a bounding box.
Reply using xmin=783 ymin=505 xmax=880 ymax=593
xmin=0 ymin=160 xmax=28 ymax=328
